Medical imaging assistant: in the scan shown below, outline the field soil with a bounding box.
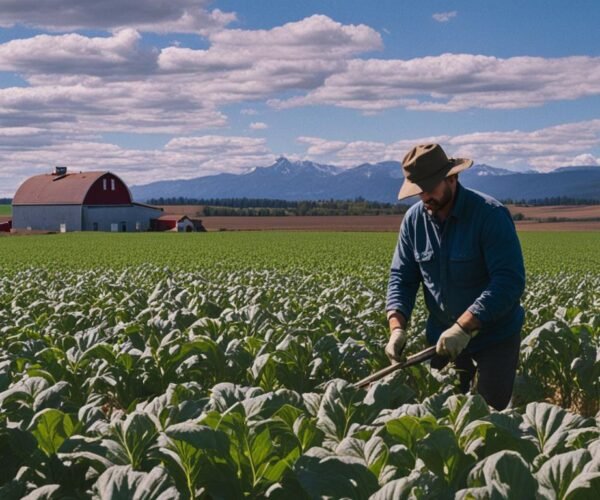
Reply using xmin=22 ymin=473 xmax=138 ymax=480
xmin=505 ymin=204 xmax=600 ymax=219
xmin=200 ymin=215 xmax=403 ymax=231
xmin=161 ymin=203 xmax=600 ymax=221
xmin=187 ymin=214 xmax=600 ymax=232
xmin=2 ymin=206 xmax=599 ymax=235
xmin=158 ymin=204 xmax=600 ymax=232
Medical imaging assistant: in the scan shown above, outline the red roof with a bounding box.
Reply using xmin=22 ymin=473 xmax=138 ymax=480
xmin=12 ymin=171 xmax=132 ymax=205
xmin=155 ymin=215 xmax=191 ymax=222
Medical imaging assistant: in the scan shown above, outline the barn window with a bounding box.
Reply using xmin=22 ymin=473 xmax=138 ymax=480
xmin=135 ymin=221 xmax=141 ymax=231
xmin=103 ymin=178 xmax=107 ymax=190
xmin=92 ymin=222 xmax=98 ymax=231
xmin=120 ymin=221 xmax=127 ymax=232
xmin=111 ymin=178 xmax=115 ymax=191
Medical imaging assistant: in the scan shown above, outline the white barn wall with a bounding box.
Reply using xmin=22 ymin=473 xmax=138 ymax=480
xmin=177 ymin=219 xmax=195 ymax=232
xmin=82 ymin=205 xmax=163 ymax=232
xmin=12 ymin=205 xmax=82 ymax=231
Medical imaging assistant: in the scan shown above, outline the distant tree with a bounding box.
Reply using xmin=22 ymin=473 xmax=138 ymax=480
xmin=502 ymin=196 xmax=600 ymax=206
xmin=147 ymin=196 xmax=412 ymax=215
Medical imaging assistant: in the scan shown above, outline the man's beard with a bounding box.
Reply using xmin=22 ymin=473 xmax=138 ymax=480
xmin=423 ymin=183 xmax=452 ymax=215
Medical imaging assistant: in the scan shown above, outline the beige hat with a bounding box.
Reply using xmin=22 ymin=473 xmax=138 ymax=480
xmin=397 ymin=143 xmax=473 ymax=200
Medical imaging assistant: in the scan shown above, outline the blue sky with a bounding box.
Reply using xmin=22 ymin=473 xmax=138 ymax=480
xmin=0 ymin=0 xmax=599 ymax=196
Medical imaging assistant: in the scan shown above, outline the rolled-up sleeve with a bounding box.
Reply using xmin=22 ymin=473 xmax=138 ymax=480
xmin=467 ymin=207 xmax=525 ymax=324
xmin=386 ymin=217 xmax=421 ymax=321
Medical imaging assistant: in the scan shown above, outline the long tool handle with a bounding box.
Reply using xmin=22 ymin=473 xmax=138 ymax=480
xmin=353 ymin=345 xmax=438 ymax=389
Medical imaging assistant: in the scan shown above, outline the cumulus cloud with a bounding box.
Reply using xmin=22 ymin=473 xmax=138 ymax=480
xmin=0 ymin=0 xmax=235 ymax=34
xmin=0 ymin=29 xmax=156 ymax=77
xmin=432 ymin=11 xmax=457 ymax=23
xmin=249 ymin=122 xmax=268 ymax=130
xmin=0 ymin=82 xmax=227 ymax=133
xmin=157 ymin=15 xmax=382 ymax=102
xmin=207 ymin=14 xmax=382 ymax=60
xmin=0 ymin=135 xmax=276 ymax=197
xmin=296 ymin=120 xmax=600 ymax=171
xmin=1 ymin=16 xmax=597 ymax=136
xmin=0 ymin=15 xmax=382 ymax=134
xmin=297 ymin=136 xmax=348 ymax=157
xmin=271 ymin=53 xmax=600 ymax=112
xmin=2 ymin=119 xmax=599 ymax=197
xmin=568 ymin=153 xmax=599 ymax=166
xmin=0 ymin=11 xmax=599 ymax=195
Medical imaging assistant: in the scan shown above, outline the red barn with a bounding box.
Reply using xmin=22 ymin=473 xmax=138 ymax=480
xmin=12 ymin=166 xmax=164 ymax=232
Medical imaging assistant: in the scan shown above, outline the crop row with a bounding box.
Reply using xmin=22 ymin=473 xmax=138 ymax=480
xmin=1 ymin=231 xmax=598 ymax=274
xmin=0 ymin=265 xmax=598 ymax=498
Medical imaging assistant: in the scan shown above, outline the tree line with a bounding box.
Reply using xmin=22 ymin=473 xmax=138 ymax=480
xmin=147 ymin=197 xmax=411 ymax=216
xmin=504 ymin=196 xmax=600 ymax=205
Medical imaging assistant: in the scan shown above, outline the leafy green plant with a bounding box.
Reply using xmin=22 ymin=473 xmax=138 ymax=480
xmin=0 ymin=232 xmax=597 ymax=497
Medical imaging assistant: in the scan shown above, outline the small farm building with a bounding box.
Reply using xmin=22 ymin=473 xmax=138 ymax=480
xmin=150 ymin=215 xmax=206 ymax=232
xmin=12 ymin=167 xmax=164 ymax=232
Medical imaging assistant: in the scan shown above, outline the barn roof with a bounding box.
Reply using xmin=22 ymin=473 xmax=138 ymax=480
xmin=12 ymin=171 xmax=128 ymax=205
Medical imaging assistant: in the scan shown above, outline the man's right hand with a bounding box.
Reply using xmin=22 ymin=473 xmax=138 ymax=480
xmin=385 ymin=327 xmax=407 ymax=364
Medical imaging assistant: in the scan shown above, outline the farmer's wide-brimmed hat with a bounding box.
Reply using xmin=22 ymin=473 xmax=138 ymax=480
xmin=397 ymin=144 xmax=473 ymax=200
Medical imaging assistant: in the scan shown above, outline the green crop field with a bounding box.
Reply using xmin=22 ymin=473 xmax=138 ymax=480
xmin=0 ymin=204 xmax=11 ymax=216
xmin=0 ymin=231 xmax=598 ymax=498
xmin=1 ymin=231 xmax=599 ymax=272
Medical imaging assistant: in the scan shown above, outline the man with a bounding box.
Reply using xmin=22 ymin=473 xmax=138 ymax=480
xmin=385 ymin=143 xmax=525 ymax=411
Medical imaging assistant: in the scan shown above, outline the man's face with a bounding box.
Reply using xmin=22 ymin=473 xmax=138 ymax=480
xmin=418 ymin=177 xmax=454 ymax=215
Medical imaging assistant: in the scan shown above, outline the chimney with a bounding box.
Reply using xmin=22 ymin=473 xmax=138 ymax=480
xmin=53 ymin=166 xmax=67 ymax=176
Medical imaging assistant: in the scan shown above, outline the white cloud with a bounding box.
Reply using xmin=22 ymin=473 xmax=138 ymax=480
xmin=156 ymin=15 xmax=382 ymax=104
xmin=1 ymin=17 xmax=597 ymax=138
xmin=432 ymin=11 xmax=457 ymax=23
xmin=297 ymin=136 xmax=348 ymax=157
xmin=2 ymin=119 xmax=599 ymax=197
xmin=0 ymin=0 xmax=235 ymax=35
xmin=0 ymin=135 xmax=276 ymax=197
xmin=0 ymin=12 xmax=599 ymax=196
xmin=249 ymin=122 xmax=268 ymax=130
xmin=569 ymin=153 xmax=599 ymax=166
xmin=0 ymin=29 xmax=156 ymax=76
xmin=207 ymin=14 xmax=382 ymax=60
xmin=271 ymin=53 xmax=600 ymax=112
xmin=296 ymin=120 xmax=600 ymax=171
xmin=446 ymin=120 xmax=600 ymax=171
xmin=0 ymin=15 xmax=382 ymax=134
xmin=161 ymin=135 xmax=275 ymax=175
xmin=0 ymin=82 xmax=227 ymax=133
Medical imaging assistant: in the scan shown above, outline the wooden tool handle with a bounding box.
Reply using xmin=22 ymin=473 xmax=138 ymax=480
xmin=353 ymin=345 xmax=438 ymax=389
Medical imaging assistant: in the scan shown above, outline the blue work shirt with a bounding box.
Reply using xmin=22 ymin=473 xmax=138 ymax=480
xmin=386 ymin=181 xmax=526 ymax=353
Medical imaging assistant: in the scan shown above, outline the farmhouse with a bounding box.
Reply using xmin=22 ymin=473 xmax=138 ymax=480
xmin=150 ymin=214 xmax=206 ymax=232
xmin=12 ymin=166 xmax=164 ymax=232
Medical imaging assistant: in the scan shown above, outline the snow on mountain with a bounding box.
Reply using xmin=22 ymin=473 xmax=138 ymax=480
xmin=469 ymin=164 xmax=516 ymax=176
xmin=130 ymin=157 xmax=600 ymax=203
xmin=260 ymin=157 xmax=344 ymax=176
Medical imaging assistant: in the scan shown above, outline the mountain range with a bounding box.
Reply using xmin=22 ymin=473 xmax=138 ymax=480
xmin=130 ymin=157 xmax=600 ymax=203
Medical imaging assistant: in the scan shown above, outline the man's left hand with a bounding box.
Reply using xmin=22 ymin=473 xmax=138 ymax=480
xmin=436 ymin=323 xmax=476 ymax=359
